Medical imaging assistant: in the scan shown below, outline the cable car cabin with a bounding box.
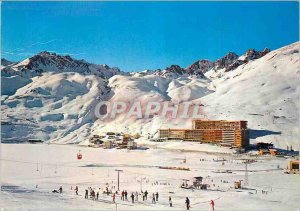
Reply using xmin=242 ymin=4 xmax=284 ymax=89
xmin=289 ymin=160 xmax=299 ymax=174
xmin=77 ymin=151 xmax=82 ymax=160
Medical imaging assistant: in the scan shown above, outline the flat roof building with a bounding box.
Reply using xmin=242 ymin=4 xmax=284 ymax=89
xmin=159 ymin=120 xmax=249 ymax=148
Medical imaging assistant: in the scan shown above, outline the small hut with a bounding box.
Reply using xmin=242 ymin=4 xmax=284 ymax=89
xmin=104 ymin=141 xmax=113 ymax=149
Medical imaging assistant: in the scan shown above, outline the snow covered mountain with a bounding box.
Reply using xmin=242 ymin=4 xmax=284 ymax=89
xmin=1 ymin=58 xmax=16 ymax=66
xmin=2 ymin=51 xmax=122 ymax=79
xmin=1 ymin=42 xmax=299 ymax=150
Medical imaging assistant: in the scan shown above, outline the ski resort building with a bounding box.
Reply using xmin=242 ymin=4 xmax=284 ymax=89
xmin=159 ymin=120 xmax=249 ymax=148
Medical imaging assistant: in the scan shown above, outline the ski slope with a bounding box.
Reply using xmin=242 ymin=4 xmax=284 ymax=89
xmin=1 ymin=143 xmax=299 ymax=210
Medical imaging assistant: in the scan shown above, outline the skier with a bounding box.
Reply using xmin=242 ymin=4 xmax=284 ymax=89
xmin=152 ymin=193 xmax=156 ymax=204
xmin=112 ymin=193 xmax=116 ymax=203
xmin=135 ymin=191 xmax=138 ymax=202
xmin=185 ymin=197 xmax=190 ymax=210
xmin=59 ymin=186 xmax=63 ymax=194
xmin=85 ymin=189 xmax=88 ymax=199
xmin=155 ymin=192 xmax=159 ymax=201
xmin=75 ymin=186 xmax=78 ymax=195
xmin=96 ymin=191 xmax=99 ymax=200
xmin=125 ymin=190 xmax=128 ymax=200
xmin=121 ymin=190 xmax=125 ymax=200
xmin=210 ymin=200 xmax=215 ymax=211
xmin=144 ymin=190 xmax=148 ymax=200
xmin=169 ymin=196 xmax=172 ymax=207
xmin=131 ymin=193 xmax=135 ymax=203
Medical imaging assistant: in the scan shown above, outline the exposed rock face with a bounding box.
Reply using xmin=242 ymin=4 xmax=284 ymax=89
xmin=244 ymin=49 xmax=260 ymax=61
xmin=213 ymin=52 xmax=239 ymax=70
xmin=186 ymin=59 xmax=213 ymax=75
xmin=22 ymin=51 xmax=90 ymax=73
xmin=2 ymin=46 xmax=271 ymax=80
xmin=259 ymin=48 xmax=271 ymax=57
xmin=185 ymin=52 xmax=239 ymax=75
xmin=185 ymin=47 xmax=271 ymax=76
xmin=3 ymin=51 xmax=122 ymax=79
xmin=165 ymin=65 xmax=185 ymax=75
xmin=244 ymin=48 xmax=271 ymax=61
xmin=1 ymin=58 xmax=15 ymax=66
xmin=225 ymin=60 xmax=246 ymax=72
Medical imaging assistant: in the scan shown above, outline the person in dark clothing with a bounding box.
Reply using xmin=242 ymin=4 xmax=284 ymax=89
xmin=59 ymin=186 xmax=63 ymax=194
xmin=143 ymin=193 xmax=145 ymax=201
xmin=106 ymin=187 xmax=109 ymax=196
xmin=75 ymin=186 xmax=78 ymax=195
xmin=131 ymin=193 xmax=135 ymax=203
xmin=185 ymin=197 xmax=190 ymax=210
xmin=96 ymin=192 xmax=99 ymax=200
xmin=85 ymin=189 xmax=88 ymax=199
xmin=121 ymin=190 xmax=125 ymax=200
xmin=125 ymin=190 xmax=128 ymax=200
xmin=112 ymin=193 xmax=116 ymax=203
xmin=210 ymin=200 xmax=215 ymax=211
xmin=91 ymin=189 xmax=95 ymax=200
xmin=155 ymin=192 xmax=159 ymax=201
xmin=169 ymin=196 xmax=172 ymax=207
xmin=144 ymin=190 xmax=148 ymax=200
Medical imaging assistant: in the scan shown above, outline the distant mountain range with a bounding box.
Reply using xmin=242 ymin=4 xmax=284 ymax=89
xmin=2 ymin=46 xmax=271 ymax=80
xmin=1 ymin=42 xmax=299 ymax=150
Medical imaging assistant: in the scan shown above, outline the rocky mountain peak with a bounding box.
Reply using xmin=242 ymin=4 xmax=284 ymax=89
xmin=186 ymin=59 xmax=213 ymax=75
xmin=1 ymin=58 xmax=15 ymax=66
xmin=260 ymin=48 xmax=271 ymax=57
xmin=165 ymin=65 xmax=185 ymax=74
xmin=1 ymin=51 xmax=123 ymax=79
xmin=20 ymin=51 xmax=89 ymax=73
xmin=213 ymin=52 xmax=239 ymax=70
xmin=243 ymin=48 xmax=271 ymax=61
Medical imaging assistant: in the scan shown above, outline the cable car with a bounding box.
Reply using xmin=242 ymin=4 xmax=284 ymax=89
xmin=77 ymin=150 xmax=82 ymax=160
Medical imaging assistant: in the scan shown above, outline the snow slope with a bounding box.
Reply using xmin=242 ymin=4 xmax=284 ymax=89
xmin=1 ymin=72 xmax=109 ymax=143
xmin=1 ymin=42 xmax=299 ymax=149
xmin=202 ymin=42 xmax=299 ymax=149
xmin=1 ymin=143 xmax=299 ymax=210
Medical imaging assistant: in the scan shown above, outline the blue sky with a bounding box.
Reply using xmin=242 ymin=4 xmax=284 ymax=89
xmin=2 ymin=1 xmax=299 ymax=71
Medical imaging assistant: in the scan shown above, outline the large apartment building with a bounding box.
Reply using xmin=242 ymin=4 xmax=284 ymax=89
xmin=159 ymin=120 xmax=249 ymax=148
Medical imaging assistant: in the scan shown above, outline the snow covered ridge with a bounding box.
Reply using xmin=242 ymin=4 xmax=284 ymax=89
xmin=163 ymin=47 xmax=271 ymax=77
xmin=1 ymin=42 xmax=299 ymax=148
xmin=1 ymin=45 xmax=271 ymax=79
xmin=1 ymin=51 xmax=124 ymax=79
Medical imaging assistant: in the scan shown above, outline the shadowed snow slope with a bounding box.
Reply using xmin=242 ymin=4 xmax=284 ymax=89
xmin=1 ymin=42 xmax=299 ymax=149
xmin=202 ymin=42 xmax=299 ymax=149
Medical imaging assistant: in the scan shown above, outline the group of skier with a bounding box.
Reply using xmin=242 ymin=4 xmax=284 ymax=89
xmin=84 ymin=187 xmax=100 ymax=200
xmin=57 ymin=185 xmax=216 ymax=210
